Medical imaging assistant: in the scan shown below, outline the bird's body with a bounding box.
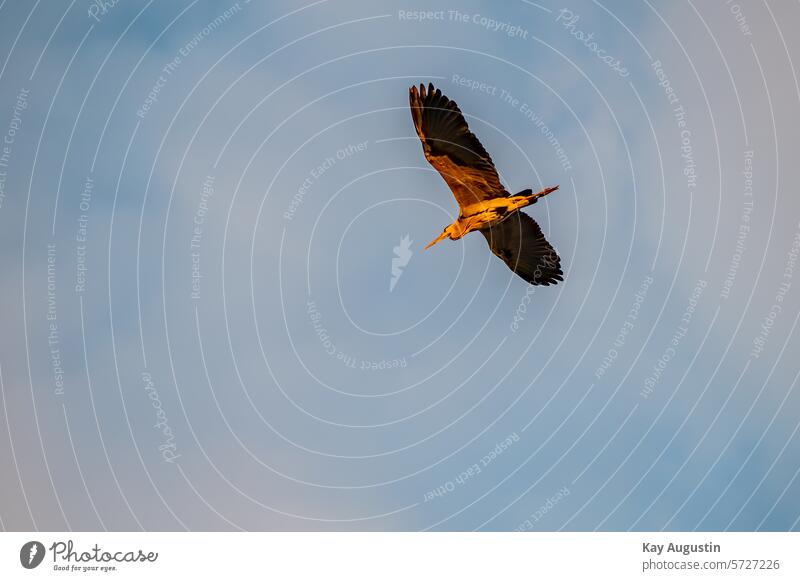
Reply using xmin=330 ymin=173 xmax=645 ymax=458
xmin=409 ymin=83 xmax=563 ymax=285
xmin=428 ymin=186 xmax=559 ymax=246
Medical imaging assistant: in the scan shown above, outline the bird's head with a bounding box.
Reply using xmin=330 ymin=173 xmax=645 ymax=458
xmin=424 ymin=223 xmax=463 ymax=250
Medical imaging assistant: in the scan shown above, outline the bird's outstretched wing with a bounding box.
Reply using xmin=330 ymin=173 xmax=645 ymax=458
xmin=480 ymin=211 xmax=563 ymax=286
xmin=409 ymin=83 xmax=508 ymax=211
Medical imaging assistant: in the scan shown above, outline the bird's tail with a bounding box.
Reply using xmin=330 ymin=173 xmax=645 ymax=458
xmin=515 ymin=185 xmax=559 ymax=206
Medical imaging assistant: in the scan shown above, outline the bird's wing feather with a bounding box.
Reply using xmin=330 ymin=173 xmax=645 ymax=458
xmin=409 ymin=83 xmax=508 ymax=211
xmin=480 ymin=211 xmax=563 ymax=286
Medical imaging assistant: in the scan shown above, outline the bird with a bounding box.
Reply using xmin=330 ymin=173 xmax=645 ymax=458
xmin=409 ymin=82 xmax=563 ymax=286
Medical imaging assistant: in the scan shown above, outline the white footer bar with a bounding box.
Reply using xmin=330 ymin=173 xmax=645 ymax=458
xmin=2 ymin=532 xmax=797 ymax=580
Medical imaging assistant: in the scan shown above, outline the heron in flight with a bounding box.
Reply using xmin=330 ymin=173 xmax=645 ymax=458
xmin=409 ymin=83 xmax=563 ymax=286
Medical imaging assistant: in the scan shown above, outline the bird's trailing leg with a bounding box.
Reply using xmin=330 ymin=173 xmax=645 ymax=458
xmin=503 ymin=185 xmax=559 ymax=214
xmin=518 ymin=185 xmax=559 ymax=207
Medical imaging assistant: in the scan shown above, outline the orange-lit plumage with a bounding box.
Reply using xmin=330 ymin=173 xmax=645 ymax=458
xmin=409 ymin=82 xmax=563 ymax=286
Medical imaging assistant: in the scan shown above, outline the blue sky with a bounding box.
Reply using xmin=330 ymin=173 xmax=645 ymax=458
xmin=0 ymin=0 xmax=799 ymax=531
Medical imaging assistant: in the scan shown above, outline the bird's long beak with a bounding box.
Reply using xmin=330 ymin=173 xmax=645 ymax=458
xmin=424 ymin=231 xmax=448 ymax=250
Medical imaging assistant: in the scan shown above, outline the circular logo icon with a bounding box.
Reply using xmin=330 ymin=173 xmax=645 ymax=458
xmin=20 ymin=541 xmax=45 ymax=569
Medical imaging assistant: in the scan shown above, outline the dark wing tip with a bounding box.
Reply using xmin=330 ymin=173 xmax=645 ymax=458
xmin=408 ymin=81 xmax=508 ymax=205
xmin=410 ymin=82 xmax=437 ymax=97
xmin=511 ymin=254 xmax=563 ymax=286
xmin=408 ymin=82 xmax=495 ymax=167
xmin=410 ymin=82 xmax=439 ymax=100
xmin=481 ymin=212 xmax=563 ymax=286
